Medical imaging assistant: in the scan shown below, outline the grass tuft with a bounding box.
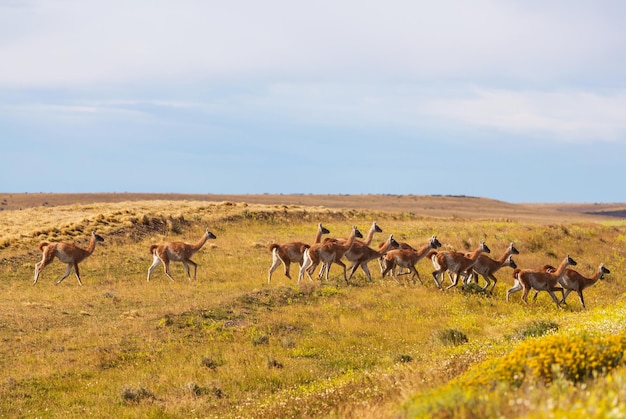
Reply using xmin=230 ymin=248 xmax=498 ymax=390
xmin=511 ymin=319 xmax=559 ymax=340
xmin=437 ymin=328 xmax=469 ymax=346
xmin=201 ymin=357 xmax=220 ymax=370
xmin=120 ymin=386 xmax=155 ymax=404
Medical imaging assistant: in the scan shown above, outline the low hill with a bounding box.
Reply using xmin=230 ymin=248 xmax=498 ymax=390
xmin=1 ymin=192 xmax=624 ymax=223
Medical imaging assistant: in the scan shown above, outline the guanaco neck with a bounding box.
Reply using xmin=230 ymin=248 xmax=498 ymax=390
xmin=587 ymin=265 xmax=604 ymax=285
xmin=191 ymin=229 xmax=211 ymax=251
xmin=377 ymin=235 xmax=395 ymax=255
xmin=340 ymin=226 xmax=358 ymax=251
xmin=417 ymin=239 xmax=438 ymax=257
xmin=86 ymin=233 xmax=99 ymax=255
xmin=467 ymin=244 xmax=485 ymax=261
xmin=313 ymin=224 xmax=325 ymax=244
xmin=496 ymin=247 xmax=515 ymax=264
xmin=362 ymin=222 xmax=379 ymax=246
xmin=552 ymin=256 xmax=572 ymax=277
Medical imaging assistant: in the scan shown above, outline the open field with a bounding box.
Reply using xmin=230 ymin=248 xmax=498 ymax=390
xmin=1 ymin=194 xmax=626 ymax=417
xmin=3 ymin=192 xmax=626 ymax=222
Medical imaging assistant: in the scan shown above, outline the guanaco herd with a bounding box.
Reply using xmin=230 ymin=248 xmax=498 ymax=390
xmin=32 ymin=222 xmax=610 ymax=309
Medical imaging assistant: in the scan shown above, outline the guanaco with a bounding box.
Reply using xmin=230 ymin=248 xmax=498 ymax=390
xmin=341 ymin=221 xmax=383 ymax=278
xmin=346 ymin=234 xmax=400 ymax=282
xmin=267 ymin=223 xmax=330 ymax=284
xmin=299 ymin=225 xmax=363 ymax=284
xmin=465 ymin=242 xmax=520 ymax=293
xmin=378 ymin=234 xmax=441 ymax=282
xmin=533 ymin=263 xmax=610 ymax=308
xmin=34 ymin=231 xmax=105 ymax=286
xmin=431 ymin=241 xmax=491 ymax=290
xmin=506 ymin=254 xmax=577 ymax=308
xmin=381 ymin=235 xmax=442 ymax=285
xmin=147 ymin=227 xmax=216 ymax=281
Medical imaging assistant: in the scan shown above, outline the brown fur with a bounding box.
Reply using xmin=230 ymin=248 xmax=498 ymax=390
xmin=431 ymin=242 xmax=491 ymax=290
xmin=267 ymin=223 xmax=329 ymax=283
xmin=533 ymin=263 xmax=610 ymax=308
xmin=299 ymin=225 xmax=363 ymax=283
xmin=506 ymin=255 xmax=577 ymax=308
xmin=465 ymin=243 xmax=520 ymax=293
xmin=559 ymin=264 xmax=610 ymax=308
xmin=346 ymin=234 xmax=399 ymax=282
xmin=339 ymin=222 xmax=386 ymax=279
xmin=337 ymin=221 xmax=383 ymax=260
xmin=34 ymin=231 xmax=104 ymax=286
xmin=147 ymin=227 xmax=216 ymax=281
xmin=381 ymin=235 xmax=443 ymax=285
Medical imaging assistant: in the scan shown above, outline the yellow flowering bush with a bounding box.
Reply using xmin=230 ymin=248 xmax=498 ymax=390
xmin=406 ymin=332 xmax=626 ymax=418
xmin=462 ymin=332 xmax=626 ymax=387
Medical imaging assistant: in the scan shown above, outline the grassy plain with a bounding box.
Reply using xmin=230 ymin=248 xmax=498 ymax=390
xmin=0 ymin=194 xmax=625 ymax=418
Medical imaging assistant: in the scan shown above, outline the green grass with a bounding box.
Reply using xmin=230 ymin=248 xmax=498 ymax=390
xmin=0 ymin=200 xmax=625 ymax=417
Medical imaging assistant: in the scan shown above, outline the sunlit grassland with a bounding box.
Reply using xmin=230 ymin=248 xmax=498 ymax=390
xmin=0 ymin=200 xmax=625 ymax=417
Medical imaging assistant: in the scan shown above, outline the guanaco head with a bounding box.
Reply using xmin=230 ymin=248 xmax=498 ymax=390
xmin=542 ymin=264 xmax=557 ymax=273
xmin=429 ymin=235 xmax=442 ymax=249
xmin=566 ymin=254 xmax=577 ymax=267
xmin=372 ymin=221 xmax=383 ymax=233
xmin=318 ymin=223 xmax=331 ymax=235
xmin=92 ymin=231 xmax=105 ymax=243
xmin=508 ymin=242 xmax=520 ymax=255
xmin=479 ymin=241 xmax=491 ymax=254
xmin=205 ymin=227 xmax=217 ymax=239
xmin=506 ymin=255 xmax=517 ymax=269
xmin=388 ymin=234 xmax=400 ymax=249
xmin=599 ymin=263 xmax=611 ymax=279
xmin=353 ymin=226 xmax=364 ymax=239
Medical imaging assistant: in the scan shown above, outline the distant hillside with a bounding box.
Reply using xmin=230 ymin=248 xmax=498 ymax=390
xmin=0 ymin=192 xmax=624 ymax=223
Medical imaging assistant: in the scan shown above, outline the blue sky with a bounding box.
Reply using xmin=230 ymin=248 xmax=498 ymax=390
xmin=1 ymin=1 xmax=625 ymax=203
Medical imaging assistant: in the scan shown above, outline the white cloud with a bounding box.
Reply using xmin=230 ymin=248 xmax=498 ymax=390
xmin=3 ymin=82 xmax=625 ymax=145
xmin=0 ymin=0 xmax=625 ymax=86
xmin=422 ymin=88 xmax=626 ymax=142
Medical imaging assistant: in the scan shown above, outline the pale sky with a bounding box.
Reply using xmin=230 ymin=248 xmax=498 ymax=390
xmin=1 ymin=0 xmax=625 ymax=203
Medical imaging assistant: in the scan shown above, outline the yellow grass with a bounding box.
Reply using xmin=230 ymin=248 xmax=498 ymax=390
xmin=0 ymin=196 xmax=625 ymax=417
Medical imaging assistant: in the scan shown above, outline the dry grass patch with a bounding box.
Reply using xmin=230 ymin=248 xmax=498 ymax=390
xmin=0 ymin=200 xmax=625 ymax=417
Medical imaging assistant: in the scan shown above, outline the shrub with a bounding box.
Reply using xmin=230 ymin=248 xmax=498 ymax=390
xmin=407 ymin=332 xmax=626 ymax=418
xmin=201 ymin=357 xmax=220 ymax=370
xmin=396 ymin=354 xmax=413 ymax=363
xmin=252 ymin=333 xmax=270 ymax=346
xmin=462 ymin=282 xmax=485 ymax=295
xmin=267 ymin=357 xmax=284 ymax=369
xmin=511 ymin=319 xmax=559 ymax=340
xmin=464 ymin=332 xmax=626 ymax=388
xmin=120 ymin=386 xmax=155 ymax=404
xmin=437 ymin=328 xmax=468 ymax=346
